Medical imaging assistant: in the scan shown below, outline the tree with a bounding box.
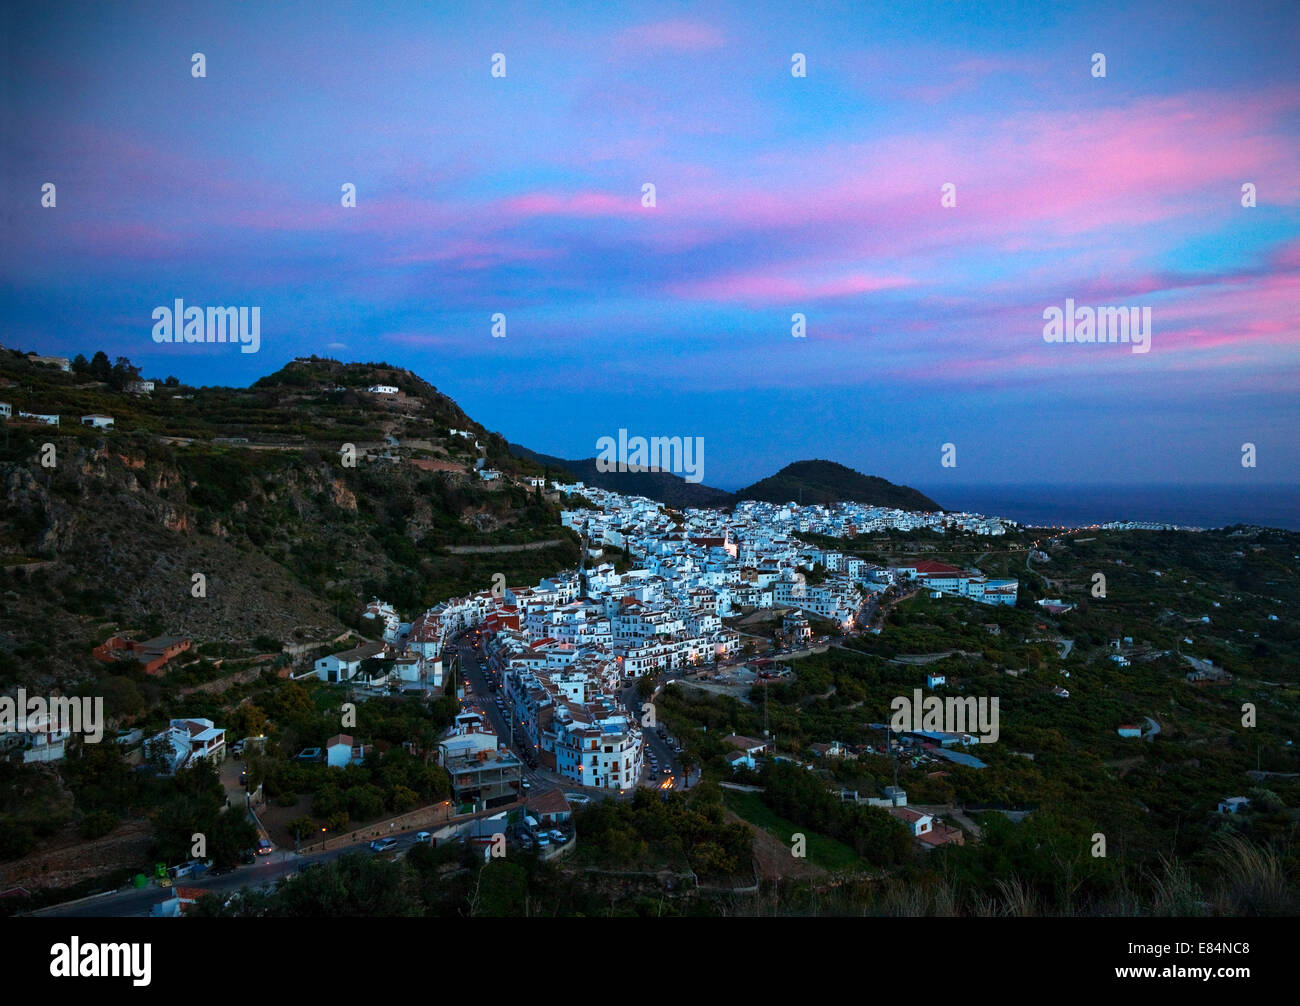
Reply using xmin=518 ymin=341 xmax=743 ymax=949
xmin=470 ymin=859 xmax=527 ymax=917
xmin=144 ymin=736 xmax=173 ymax=775
xmin=71 ymin=353 xmax=90 ymax=374
xmin=89 ymin=351 xmax=112 ymax=382
xmin=108 ymin=356 xmax=141 ymax=392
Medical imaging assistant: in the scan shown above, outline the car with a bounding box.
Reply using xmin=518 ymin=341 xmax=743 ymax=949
xmin=521 ymin=780 xmax=532 ymax=790
xmin=256 ymin=838 xmax=274 ymax=856
xmin=673 ymin=745 xmax=683 ymax=754
xmin=661 ymin=767 xmax=672 ymax=776
xmin=230 ymin=742 xmax=245 ymax=756
xmin=535 ymin=834 xmax=550 ymax=847
xmin=415 ymin=831 xmax=431 ymax=843
xmin=369 ymin=838 xmax=398 ymax=853
xmin=237 ymin=849 xmax=256 ymax=864
xmin=665 ymin=737 xmax=676 ymax=747
xmin=549 ymin=829 xmax=565 ymax=843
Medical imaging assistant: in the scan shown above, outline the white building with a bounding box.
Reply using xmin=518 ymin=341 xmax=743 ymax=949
xmin=145 ymin=718 xmax=226 ymax=774
xmin=2 ymin=709 xmax=71 ymax=763
xmin=313 ymin=640 xmax=386 ymax=683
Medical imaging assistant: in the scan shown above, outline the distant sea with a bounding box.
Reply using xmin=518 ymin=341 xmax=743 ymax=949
xmin=917 ymin=484 xmax=1300 ymax=531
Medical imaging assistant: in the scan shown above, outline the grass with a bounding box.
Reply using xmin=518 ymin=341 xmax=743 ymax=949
xmin=723 ymin=789 xmax=864 ymax=871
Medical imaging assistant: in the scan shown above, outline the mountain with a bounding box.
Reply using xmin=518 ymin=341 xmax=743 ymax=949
xmin=0 ymin=350 xmax=579 ymax=692
xmin=734 ymin=460 xmax=942 ymax=511
xmin=507 ymin=443 xmax=735 ymax=509
xmin=508 ymin=446 xmax=940 ymax=512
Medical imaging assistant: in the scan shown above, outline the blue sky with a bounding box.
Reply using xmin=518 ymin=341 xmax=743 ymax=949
xmin=3 ymin=0 xmax=1298 ymax=490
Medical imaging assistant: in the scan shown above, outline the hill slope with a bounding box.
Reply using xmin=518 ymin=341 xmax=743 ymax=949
xmin=735 ymin=460 xmax=942 ymax=510
xmin=508 ymin=447 xmax=939 ymax=512
xmin=0 ymin=350 xmax=579 ymax=693
xmin=508 ymin=443 xmax=734 ymax=509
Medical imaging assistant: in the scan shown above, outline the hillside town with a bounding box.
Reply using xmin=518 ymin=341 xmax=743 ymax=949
xmin=299 ymin=483 xmax=1020 ymax=801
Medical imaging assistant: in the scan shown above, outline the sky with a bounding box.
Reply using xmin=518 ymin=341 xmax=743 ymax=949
xmin=2 ymin=0 xmax=1298 ymax=492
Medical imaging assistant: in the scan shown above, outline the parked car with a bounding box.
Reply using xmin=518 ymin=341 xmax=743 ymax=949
xmin=549 ymin=829 xmax=565 ymax=843
xmin=415 ymin=831 xmax=431 ymax=843
xmin=369 ymin=838 xmax=398 ymax=853
xmin=238 ymin=848 xmax=256 ymax=864
xmin=535 ymin=834 xmax=551 ymax=847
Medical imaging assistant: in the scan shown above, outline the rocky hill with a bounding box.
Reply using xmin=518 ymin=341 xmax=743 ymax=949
xmin=0 ymin=350 xmax=579 ymax=694
xmin=734 ymin=460 xmax=942 ymax=510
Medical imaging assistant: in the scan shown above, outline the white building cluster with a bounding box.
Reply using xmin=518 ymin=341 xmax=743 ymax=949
xmin=326 ymin=481 xmax=1018 ymax=792
xmin=727 ymin=498 xmax=1016 ymax=537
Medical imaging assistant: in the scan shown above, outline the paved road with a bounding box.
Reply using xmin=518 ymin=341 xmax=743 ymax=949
xmin=454 ymin=634 xmax=552 ymax=790
xmin=30 ymin=831 xmax=420 ymax=918
xmin=29 ymin=801 xmax=518 ymax=919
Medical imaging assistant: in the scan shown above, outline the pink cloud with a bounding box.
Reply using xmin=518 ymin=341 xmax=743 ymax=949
xmin=615 ymin=19 xmax=726 ymax=53
xmin=497 ymin=190 xmax=641 ymax=219
xmin=672 ymin=270 xmax=915 ymax=305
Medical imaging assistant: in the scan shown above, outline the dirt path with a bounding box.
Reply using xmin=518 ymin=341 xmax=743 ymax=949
xmin=444 ymin=539 xmax=568 ymax=554
xmin=891 ymin=650 xmax=982 ymax=664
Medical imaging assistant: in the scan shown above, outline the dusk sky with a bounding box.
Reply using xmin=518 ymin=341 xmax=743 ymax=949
xmin=3 ymin=0 xmax=1298 ymax=491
